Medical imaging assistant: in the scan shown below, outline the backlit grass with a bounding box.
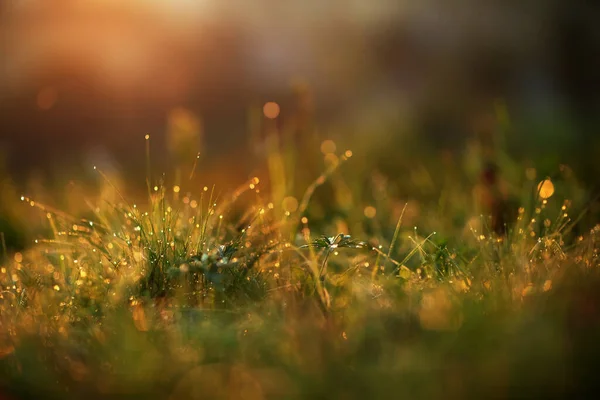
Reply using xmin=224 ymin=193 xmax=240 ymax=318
xmin=1 ymin=130 xmax=599 ymax=399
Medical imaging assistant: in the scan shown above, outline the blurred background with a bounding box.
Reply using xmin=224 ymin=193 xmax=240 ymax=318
xmin=1 ymin=0 xmax=599 ymax=174
xmin=0 ymin=1 xmax=599 ymax=212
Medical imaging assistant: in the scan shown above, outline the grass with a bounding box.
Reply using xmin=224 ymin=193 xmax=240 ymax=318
xmin=0 ymin=124 xmax=599 ymax=399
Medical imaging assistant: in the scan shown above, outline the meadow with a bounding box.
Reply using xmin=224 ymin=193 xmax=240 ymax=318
xmin=1 ymin=111 xmax=599 ymax=399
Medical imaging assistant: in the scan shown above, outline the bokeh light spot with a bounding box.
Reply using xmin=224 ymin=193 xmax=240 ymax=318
xmin=324 ymin=153 xmax=339 ymax=167
xmin=364 ymin=206 xmax=377 ymax=219
xmin=263 ymin=102 xmax=280 ymax=119
xmin=282 ymin=196 xmax=299 ymax=213
xmin=320 ymin=140 xmax=336 ymax=155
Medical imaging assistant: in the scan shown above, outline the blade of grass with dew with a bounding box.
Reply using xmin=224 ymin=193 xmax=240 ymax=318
xmin=373 ymin=202 xmax=408 ymax=279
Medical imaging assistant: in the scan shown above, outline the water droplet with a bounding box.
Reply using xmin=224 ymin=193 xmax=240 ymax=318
xmin=537 ymin=179 xmax=554 ymax=199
